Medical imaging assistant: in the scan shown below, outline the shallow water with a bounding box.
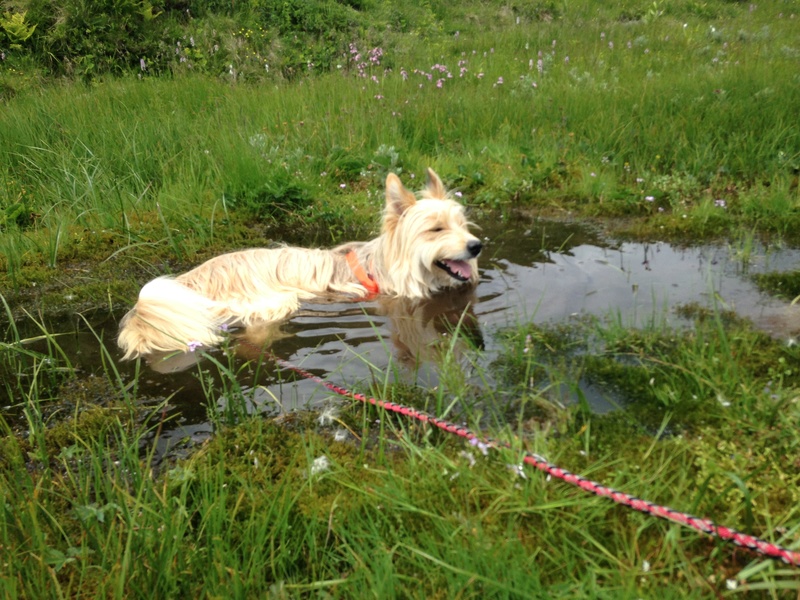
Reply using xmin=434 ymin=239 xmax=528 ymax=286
xmin=5 ymin=214 xmax=800 ymax=450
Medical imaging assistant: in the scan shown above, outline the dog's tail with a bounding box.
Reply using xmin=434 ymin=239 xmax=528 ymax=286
xmin=117 ymin=277 xmax=225 ymax=360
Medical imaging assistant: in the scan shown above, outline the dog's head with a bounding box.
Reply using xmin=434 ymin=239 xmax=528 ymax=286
xmin=381 ymin=169 xmax=482 ymax=297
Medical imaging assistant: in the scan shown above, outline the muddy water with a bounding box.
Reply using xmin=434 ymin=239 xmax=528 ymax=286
xmin=5 ymin=215 xmax=800 ymax=450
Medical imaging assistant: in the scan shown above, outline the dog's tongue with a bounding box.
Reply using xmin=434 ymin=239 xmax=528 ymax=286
xmin=442 ymin=259 xmax=472 ymax=280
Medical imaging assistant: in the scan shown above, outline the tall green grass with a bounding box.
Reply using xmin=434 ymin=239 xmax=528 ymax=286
xmin=1 ymin=1 xmax=799 ymax=283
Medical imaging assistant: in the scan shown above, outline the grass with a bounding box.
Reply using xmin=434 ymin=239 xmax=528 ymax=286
xmin=2 ymin=0 xmax=800 ymax=597
xmin=1 ymin=1 xmax=799 ymax=289
xmin=2 ymin=306 xmax=800 ymax=597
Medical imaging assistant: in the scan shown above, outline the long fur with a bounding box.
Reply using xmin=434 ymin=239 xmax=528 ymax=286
xmin=118 ymin=169 xmax=482 ymax=359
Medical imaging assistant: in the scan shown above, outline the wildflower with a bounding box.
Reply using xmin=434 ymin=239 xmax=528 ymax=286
xmin=590 ymin=172 xmax=597 ymax=177
xmin=636 ymin=177 xmax=644 ymax=183
xmin=454 ymin=191 xmax=463 ymax=197
xmin=339 ymin=183 xmax=346 ymax=188
xmin=187 ymin=340 xmax=203 ymax=352
xmin=507 ymin=464 xmax=528 ymax=479
xmin=333 ymin=428 xmax=348 ymax=442
xmin=714 ymin=199 xmax=727 ymax=208
xmin=310 ymin=455 xmax=330 ymax=476
xmin=140 ymin=58 xmax=147 ymax=71
xmin=219 ymin=323 xmax=230 ymax=332
xmin=726 ymin=580 xmax=738 ymax=590
xmin=469 ymin=437 xmax=490 ymax=456
xmin=645 ymin=195 xmax=655 ymax=202
xmin=494 ymin=76 xmax=504 ymax=86
xmin=523 ymin=334 xmax=532 ymax=353
xmin=642 ymin=560 xmax=651 ymax=573
xmin=436 ymin=79 xmax=444 ymax=88
xmin=609 ymin=41 xmax=614 ymax=50
xmin=374 ymin=94 xmax=384 ymax=100
xmin=459 ymin=451 xmax=476 ymax=468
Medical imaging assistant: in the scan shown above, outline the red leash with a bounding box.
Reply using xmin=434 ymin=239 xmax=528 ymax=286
xmin=262 ymin=349 xmax=800 ymax=567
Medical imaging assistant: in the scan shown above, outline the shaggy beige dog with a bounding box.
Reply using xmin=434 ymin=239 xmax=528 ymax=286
xmin=118 ymin=169 xmax=482 ymax=359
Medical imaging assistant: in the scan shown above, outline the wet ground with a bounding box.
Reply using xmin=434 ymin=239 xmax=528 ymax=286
xmin=5 ymin=214 xmax=800 ymax=451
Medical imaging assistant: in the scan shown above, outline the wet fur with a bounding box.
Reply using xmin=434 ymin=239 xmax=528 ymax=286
xmin=118 ymin=169 xmax=481 ymax=359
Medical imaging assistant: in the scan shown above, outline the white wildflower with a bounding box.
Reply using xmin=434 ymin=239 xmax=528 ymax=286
xmin=310 ymin=456 xmax=330 ymax=476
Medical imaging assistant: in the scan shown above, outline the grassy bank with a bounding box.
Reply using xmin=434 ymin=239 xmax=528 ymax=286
xmin=2 ymin=0 xmax=800 ymax=597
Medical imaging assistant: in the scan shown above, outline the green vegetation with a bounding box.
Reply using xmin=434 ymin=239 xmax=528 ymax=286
xmin=1 ymin=0 xmax=799 ymax=290
xmin=2 ymin=305 xmax=800 ymax=597
xmin=2 ymin=0 xmax=800 ymax=597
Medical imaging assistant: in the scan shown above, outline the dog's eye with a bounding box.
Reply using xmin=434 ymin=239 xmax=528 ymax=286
xmin=430 ymin=227 xmax=444 ymax=233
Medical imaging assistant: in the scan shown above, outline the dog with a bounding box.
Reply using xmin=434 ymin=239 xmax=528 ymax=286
xmin=118 ymin=169 xmax=482 ymax=360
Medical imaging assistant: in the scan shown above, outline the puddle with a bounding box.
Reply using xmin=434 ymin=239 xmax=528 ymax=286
xmin=4 ymin=215 xmax=800 ymax=450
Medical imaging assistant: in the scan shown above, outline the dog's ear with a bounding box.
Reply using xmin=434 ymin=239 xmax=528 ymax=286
xmin=425 ymin=168 xmax=447 ymax=199
xmin=385 ymin=173 xmax=417 ymax=219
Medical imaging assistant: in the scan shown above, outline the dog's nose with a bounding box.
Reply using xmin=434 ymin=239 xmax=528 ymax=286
xmin=467 ymin=239 xmax=482 ymax=257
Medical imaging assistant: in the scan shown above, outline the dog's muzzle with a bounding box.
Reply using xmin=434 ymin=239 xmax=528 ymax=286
xmin=435 ymin=239 xmax=482 ymax=282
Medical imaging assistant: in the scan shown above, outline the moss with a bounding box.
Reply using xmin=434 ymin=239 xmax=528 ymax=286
xmin=688 ymin=424 xmax=800 ymax=516
xmin=753 ymin=270 xmax=800 ymax=301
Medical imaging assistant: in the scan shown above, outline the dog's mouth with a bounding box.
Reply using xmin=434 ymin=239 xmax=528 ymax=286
xmin=435 ymin=259 xmax=473 ymax=282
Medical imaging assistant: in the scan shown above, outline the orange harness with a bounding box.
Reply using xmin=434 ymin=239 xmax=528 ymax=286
xmin=346 ymin=251 xmax=380 ymax=296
